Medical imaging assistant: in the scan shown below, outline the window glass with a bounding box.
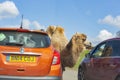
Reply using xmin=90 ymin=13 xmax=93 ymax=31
xmin=92 ymin=40 xmax=120 ymax=57
xmin=108 ymin=40 xmax=120 ymax=56
xmin=101 ymin=45 xmax=113 ymax=57
xmin=92 ymin=43 xmax=106 ymax=58
xmin=0 ymin=31 xmax=50 ymax=48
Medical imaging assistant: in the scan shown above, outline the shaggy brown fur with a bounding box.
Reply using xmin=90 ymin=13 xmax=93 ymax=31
xmin=46 ymin=26 xmax=68 ymax=52
xmin=46 ymin=26 xmax=87 ymax=71
xmin=61 ymin=33 xmax=87 ymax=71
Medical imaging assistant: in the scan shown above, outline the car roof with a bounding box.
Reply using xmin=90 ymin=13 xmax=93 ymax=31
xmin=105 ymin=37 xmax=120 ymax=41
xmin=0 ymin=28 xmax=48 ymax=35
xmin=99 ymin=37 xmax=120 ymax=44
xmin=93 ymin=37 xmax=120 ymax=46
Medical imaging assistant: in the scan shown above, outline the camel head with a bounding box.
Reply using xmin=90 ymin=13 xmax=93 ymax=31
xmin=46 ymin=26 xmax=68 ymax=52
xmin=46 ymin=26 xmax=56 ymax=38
xmin=67 ymin=32 xmax=87 ymax=50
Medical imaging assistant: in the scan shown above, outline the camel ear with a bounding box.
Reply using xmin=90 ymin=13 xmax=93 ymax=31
xmin=47 ymin=26 xmax=56 ymax=32
xmin=46 ymin=26 xmax=56 ymax=38
xmin=71 ymin=34 xmax=77 ymax=44
xmin=46 ymin=26 xmax=56 ymax=35
xmin=72 ymin=32 xmax=79 ymax=39
xmin=56 ymin=27 xmax=64 ymax=34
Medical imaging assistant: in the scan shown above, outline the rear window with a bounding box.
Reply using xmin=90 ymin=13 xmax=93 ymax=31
xmin=0 ymin=31 xmax=51 ymax=48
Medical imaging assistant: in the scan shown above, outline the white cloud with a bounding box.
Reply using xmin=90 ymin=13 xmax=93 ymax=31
xmin=32 ymin=21 xmax=45 ymax=29
xmin=22 ymin=19 xmax=31 ymax=29
xmin=97 ymin=29 xmax=113 ymax=41
xmin=22 ymin=19 xmax=45 ymax=30
xmin=0 ymin=1 xmax=19 ymax=19
xmin=89 ymin=29 xmax=114 ymax=46
xmin=99 ymin=15 xmax=120 ymax=28
xmin=0 ymin=18 xmax=45 ymax=30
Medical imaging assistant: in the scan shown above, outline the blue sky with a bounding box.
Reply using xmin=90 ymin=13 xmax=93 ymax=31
xmin=0 ymin=0 xmax=120 ymax=45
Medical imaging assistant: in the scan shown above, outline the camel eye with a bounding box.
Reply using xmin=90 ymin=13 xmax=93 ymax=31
xmin=82 ymin=38 xmax=86 ymax=42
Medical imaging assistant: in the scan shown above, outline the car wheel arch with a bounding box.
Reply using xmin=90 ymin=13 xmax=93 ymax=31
xmin=79 ymin=63 xmax=87 ymax=71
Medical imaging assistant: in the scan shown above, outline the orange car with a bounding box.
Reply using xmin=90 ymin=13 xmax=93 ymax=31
xmin=0 ymin=28 xmax=62 ymax=80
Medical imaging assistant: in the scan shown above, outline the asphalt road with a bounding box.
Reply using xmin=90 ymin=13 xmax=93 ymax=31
xmin=63 ymin=68 xmax=77 ymax=80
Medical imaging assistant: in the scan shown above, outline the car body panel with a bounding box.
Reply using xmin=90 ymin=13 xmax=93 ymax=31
xmin=0 ymin=46 xmax=54 ymax=76
xmin=0 ymin=28 xmax=62 ymax=80
xmin=0 ymin=76 xmax=61 ymax=80
xmin=78 ymin=38 xmax=120 ymax=80
xmin=82 ymin=57 xmax=120 ymax=80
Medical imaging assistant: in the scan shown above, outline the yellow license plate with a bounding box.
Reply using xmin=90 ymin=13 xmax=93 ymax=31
xmin=9 ymin=55 xmax=36 ymax=62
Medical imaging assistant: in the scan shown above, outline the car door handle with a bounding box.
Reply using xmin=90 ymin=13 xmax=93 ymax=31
xmin=102 ymin=63 xmax=117 ymax=69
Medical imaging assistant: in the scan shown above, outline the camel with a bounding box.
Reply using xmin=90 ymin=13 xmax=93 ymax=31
xmin=61 ymin=33 xmax=87 ymax=71
xmin=46 ymin=26 xmax=87 ymax=71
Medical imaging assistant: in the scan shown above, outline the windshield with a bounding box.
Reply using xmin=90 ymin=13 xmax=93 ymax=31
xmin=0 ymin=31 xmax=51 ymax=48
